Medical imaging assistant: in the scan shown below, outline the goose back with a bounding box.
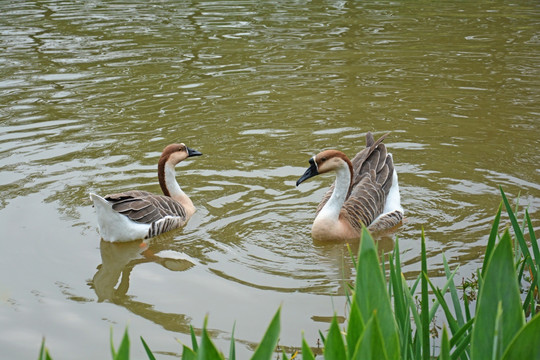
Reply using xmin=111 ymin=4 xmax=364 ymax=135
xmin=105 ymin=190 xmax=187 ymax=224
xmin=316 ymin=132 xmax=395 ymax=233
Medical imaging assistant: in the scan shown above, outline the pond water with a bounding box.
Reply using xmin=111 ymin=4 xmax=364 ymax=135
xmin=1 ymin=1 xmax=539 ymax=358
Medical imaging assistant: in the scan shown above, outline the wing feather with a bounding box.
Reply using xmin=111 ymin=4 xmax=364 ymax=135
xmin=104 ymin=190 xmax=187 ymax=224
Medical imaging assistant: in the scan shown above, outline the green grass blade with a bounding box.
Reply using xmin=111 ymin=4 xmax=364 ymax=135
xmin=428 ymin=264 xmax=459 ymax=323
xmin=500 ymin=187 xmax=535 ymax=271
xmin=427 ymin=280 xmax=459 ymax=335
xmin=197 ymin=317 xmax=224 ymax=360
xmin=355 ymin=227 xmax=400 ymax=360
xmin=389 ymin=239 xmax=406 ymax=332
xmin=526 ymin=210 xmax=540 ymax=265
xmin=443 ymin=255 xmax=465 ymax=327
xmin=113 ymin=328 xmax=130 ymax=360
xmin=346 ymin=295 xmax=365 ymax=355
xmin=228 ymin=323 xmax=236 ymax=360
xmin=401 ymin=274 xmax=422 ymax=334
xmin=471 ymin=230 xmax=525 ymax=360
xmin=251 ymin=308 xmax=281 ymax=360
xmin=502 ymin=312 xmax=540 ymax=360
xmin=389 ymin=251 xmax=408 ymax=357
xmin=482 ymin=203 xmax=502 ymax=278
xmin=351 ymin=314 xmax=389 ymax=360
xmin=420 ymin=229 xmax=430 ymax=360
xmin=301 ymin=334 xmax=316 ymax=360
xmin=525 ymin=210 xmax=540 ymax=315
xmin=181 ymin=345 xmax=197 ymax=360
xmin=140 ymin=336 xmax=157 ymax=360
xmin=449 ymin=318 xmax=474 ymax=349
xmin=439 ymin=325 xmax=450 ymax=360
xmin=190 ymin=325 xmax=198 ymax=353
xmin=38 ymin=338 xmax=53 ymax=360
xmin=450 ymin=329 xmax=472 ymax=360
xmin=323 ymin=314 xmax=347 ymax=360
xmin=410 ymin=275 xmax=421 ymax=294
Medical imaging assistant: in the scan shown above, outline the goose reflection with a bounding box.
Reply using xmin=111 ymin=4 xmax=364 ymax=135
xmin=88 ymin=237 xmax=229 ymax=338
xmin=91 ymin=238 xmax=195 ymax=303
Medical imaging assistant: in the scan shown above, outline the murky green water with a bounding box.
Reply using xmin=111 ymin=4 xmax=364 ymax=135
xmin=1 ymin=1 xmax=539 ymax=358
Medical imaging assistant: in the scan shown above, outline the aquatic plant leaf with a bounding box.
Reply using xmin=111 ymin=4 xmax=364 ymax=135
xmin=197 ymin=317 xmax=224 ymax=360
xmin=351 ymin=314 xmax=388 ymax=360
xmin=181 ymin=345 xmax=196 ymax=360
xmin=525 ymin=209 xmax=540 ymax=315
xmin=301 ymin=335 xmax=315 ymax=360
xmin=526 ymin=210 xmax=540 ymax=267
xmin=38 ymin=338 xmax=53 ymax=360
xmin=438 ymin=325 xmax=450 ymax=360
xmin=500 ymin=187 xmax=535 ymax=272
xmin=228 ymin=323 xmax=236 ymax=360
xmin=389 ymin=240 xmax=407 ymax=335
xmin=471 ymin=230 xmax=525 ymax=360
xmin=355 ymin=227 xmax=400 ymax=360
xmin=251 ymin=307 xmax=281 ymax=360
xmin=502 ymin=312 xmax=540 ymax=360
xmin=388 ymin=243 xmax=412 ymax=358
xmin=190 ymin=325 xmax=198 ymax=353
xmin=428 ymin=261 xmax=459 ymax=325
xmin=140 ymin=336 xmax=157 ymax=360
xmin=482 ymin=203 xmax=502 ymax=278
xmin=449 ymin=319 xmax=473 ymax=360
xmin=443 ymin=255 xmax=465 ymax=328
xmin=109 ymin=328 xmax=130 ymax=360
xmin=420 ymin=229 xmax=430 ymax=360
xmin=323 ymin=314 xmax=346 ymax=360
xmin=346 ymin=295 xmax=365 ymax=354
xmin=428 ymin=279 xmax=459 ymax=338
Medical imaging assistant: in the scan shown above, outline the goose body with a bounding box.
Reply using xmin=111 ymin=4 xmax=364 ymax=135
xmin=296 ymin=132 xmax=403 ymax=241
xmin=90 ymin=143 xmax=202 ymax=242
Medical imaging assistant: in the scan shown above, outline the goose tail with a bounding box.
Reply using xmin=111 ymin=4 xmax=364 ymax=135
xmin=368 ymin=157 xmax=404 ymax=232
xmin=89 ymin=193 xmax=150 ymax=242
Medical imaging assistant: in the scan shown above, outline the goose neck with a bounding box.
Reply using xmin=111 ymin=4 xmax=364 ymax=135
xmin=317 ymin=162 xmax=352 ymax=221
xmin=158 ymin=162 xmax=184 ymax=199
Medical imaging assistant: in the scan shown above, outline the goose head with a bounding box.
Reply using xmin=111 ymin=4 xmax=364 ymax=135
xmin=296 ymin=150 xmax=352 ymax=186
xmin=160 ymin=143 xmax=203 ymax=166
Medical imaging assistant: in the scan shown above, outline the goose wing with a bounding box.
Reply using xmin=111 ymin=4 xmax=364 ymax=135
xmin=316 ymin=132 xmax=394 ymax=231
xmin=104 ymin=190 xmax=187 ymax=224
xmin=342 ymin=153 xmax=394 ymax=232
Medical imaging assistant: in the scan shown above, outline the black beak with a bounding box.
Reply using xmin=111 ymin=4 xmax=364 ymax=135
xmin=296 ymin=158 xmax=318 ymax=186
xmin=187 ymin=147 xmax=203 ymax=157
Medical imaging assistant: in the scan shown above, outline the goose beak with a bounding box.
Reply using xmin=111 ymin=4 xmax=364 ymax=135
xmin=296 ymin=158 xmax=318 ymax=186
xmin=187 ymin=147 xmax=203 ymax=157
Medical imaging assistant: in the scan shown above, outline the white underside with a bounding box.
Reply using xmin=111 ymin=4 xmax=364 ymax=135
xmin=89 ymin=193 xmax=150 ymax=242
xmin=372 ymin=155 xmax=404 ymax=223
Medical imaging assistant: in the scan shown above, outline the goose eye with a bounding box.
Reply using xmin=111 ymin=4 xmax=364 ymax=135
xmin=321 ymin=157 xmax=327 ymax=162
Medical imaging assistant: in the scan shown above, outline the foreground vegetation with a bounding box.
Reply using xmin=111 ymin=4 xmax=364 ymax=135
xmin=39 ymin=188 xmax=539 ymax=359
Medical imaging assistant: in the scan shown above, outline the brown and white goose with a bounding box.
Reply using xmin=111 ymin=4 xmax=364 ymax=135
xmin=296 ymin=132 xmax=403 ymax=241
xmin=89 ymin=143 xmax=202 ymax=242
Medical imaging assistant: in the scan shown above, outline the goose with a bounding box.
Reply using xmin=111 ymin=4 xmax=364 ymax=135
xmin=296 ymin=132 xmax=403 ymax=241
xmin=90 ymin=143 xmax=202 ymax=242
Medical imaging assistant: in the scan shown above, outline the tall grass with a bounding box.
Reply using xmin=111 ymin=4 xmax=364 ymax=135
xmin=39 ymin=188 xmax=539 ymax=359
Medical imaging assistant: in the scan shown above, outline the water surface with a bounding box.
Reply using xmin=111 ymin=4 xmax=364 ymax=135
xmin=1 ymin=1 xmax=539 ymax=358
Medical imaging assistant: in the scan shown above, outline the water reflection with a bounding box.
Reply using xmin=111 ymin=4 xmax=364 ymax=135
xmin=89 ymin=235 xmax=203 ymax=336
xmin=91 ymin=238 xmax=195 ymax=304
xmin=1 ymin=0 xmax=539 ymax=358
